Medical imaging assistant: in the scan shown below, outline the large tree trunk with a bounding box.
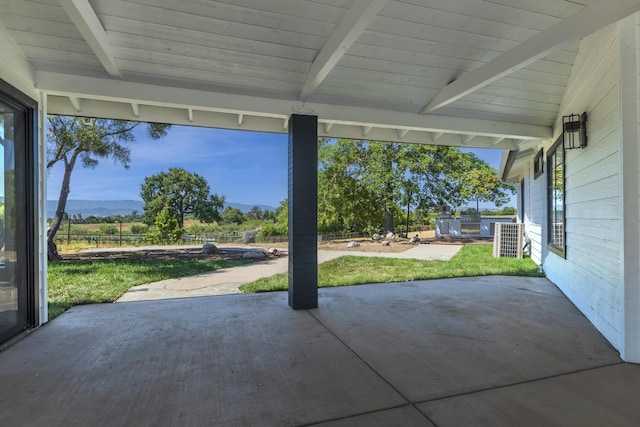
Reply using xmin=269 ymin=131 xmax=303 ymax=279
xmin=47 ymin=154 xmax=78 ymax=261
xmin=47 ymin=239 xmax=61 ymax=261
xmin=384 ymin=181 xmax=394 ymax=233
xmin=384 ymin=206 xmax=394 ymax=233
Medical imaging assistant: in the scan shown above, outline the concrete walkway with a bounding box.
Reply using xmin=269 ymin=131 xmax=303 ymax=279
xmin=116 ymin=244 xmax=462 ymax=302
xmin=2 ymin=276 xmax=638 ymax=426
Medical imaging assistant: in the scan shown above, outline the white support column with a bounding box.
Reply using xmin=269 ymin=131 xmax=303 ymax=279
xmin=619 ymin=14 xmax=640 ymax=363
xmin=38 ymin=92 xmax=48 ymax=324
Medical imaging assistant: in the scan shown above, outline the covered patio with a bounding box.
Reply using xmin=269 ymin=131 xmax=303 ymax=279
xmin=2 ymin=276 xmax=639 ymax=426
xmin=3 ymin=1 xmax=640 ymax=424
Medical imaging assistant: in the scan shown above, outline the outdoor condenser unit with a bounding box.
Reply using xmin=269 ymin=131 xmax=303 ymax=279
xmin=493 ymin=223 xmax=524 ymax=259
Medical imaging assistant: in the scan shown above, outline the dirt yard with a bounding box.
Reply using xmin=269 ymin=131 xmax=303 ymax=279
xmin=60 ymin=247 xmax=248 ymax=262
xmin=58 ymin=230 xmax=492 ymax=261
xmin=316 ymin=236 xmax=492 ymax=252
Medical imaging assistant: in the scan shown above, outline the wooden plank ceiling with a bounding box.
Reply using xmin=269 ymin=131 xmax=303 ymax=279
xmin=1 ymin=0 xmax=640 ymax=149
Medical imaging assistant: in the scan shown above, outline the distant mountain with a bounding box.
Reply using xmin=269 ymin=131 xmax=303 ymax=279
xmin=46 ymin=199 xmax=276 ymax=218
xmin=46 ymin=200 xmax=144 ymax=218
xmin=226 ymin=202 xmax=276 ymax=213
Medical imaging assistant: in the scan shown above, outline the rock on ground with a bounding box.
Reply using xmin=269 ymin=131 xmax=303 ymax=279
xmin=202 ymin=243 xmax=217 ymax=254
xmin=243 ymin=230 xmax=258 ymax=244
xmin=243 ymin=250 xmax=266 ymax=260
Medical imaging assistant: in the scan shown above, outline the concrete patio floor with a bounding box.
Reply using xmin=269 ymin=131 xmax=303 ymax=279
xmin=1 ymin=276 xmax=639 ymax=426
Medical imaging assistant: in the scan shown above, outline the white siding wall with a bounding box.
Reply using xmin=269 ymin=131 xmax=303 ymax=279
xmin=524 ymin=158 xmax=546 ymax=265
xmin=524 ymin=24 xmax=624 ymax=350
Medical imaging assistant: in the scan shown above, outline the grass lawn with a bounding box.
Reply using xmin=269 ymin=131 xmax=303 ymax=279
xmin=47 ymin=257 xmax=250 ymax=320
xmin=239 ymin=244 xmax=543 ymax=294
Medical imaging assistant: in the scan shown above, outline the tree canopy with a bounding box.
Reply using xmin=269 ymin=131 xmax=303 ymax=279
xmin=318 ymin=138 xmax=515 ymax=233
xmin=220 ymin=206 xmax=245 ymax=225
xmin=140 ymin=167 xmax=224 ymax=228
xmin=46 ymin=115 xmax=170 ymax=260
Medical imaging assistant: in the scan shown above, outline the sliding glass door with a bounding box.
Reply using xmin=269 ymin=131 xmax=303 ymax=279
xmin=0 ymin=81 xmax=37 ymax=343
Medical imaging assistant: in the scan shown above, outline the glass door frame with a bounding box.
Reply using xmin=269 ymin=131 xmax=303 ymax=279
xmin=0 ymin=78 xmax=38 ymax=343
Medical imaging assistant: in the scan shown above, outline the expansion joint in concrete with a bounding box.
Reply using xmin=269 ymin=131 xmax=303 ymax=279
xmin=305 ymin=309 xmax=438 ymax=426
xmin=416 ymin=361 xmax=625 ymax=405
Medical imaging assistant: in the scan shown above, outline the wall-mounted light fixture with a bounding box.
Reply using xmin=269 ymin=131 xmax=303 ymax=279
xmin=562 ymin=112 xmax=587 ymax=149
xmin=533 ymin=148 xmax=544 ymax=179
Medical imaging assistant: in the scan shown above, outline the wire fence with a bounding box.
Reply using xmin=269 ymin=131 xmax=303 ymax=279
xmin=55 ymin=225 xmax=432 ymax=246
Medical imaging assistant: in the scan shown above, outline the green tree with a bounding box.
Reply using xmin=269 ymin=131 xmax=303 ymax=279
xmin=263 ymin=209 xmax=276 ymax=221
xmin=140 ymin=168 xmax=224 ymax=228
xmin=221 ymin=206 xmax=245 ymax=225
xmin=499 ymin=206 xmax=517 ymax=215
xmin=275 ymin=199 xmax=288 ymax=226
xmin=246 ymin=206 xmax=263 ymax=221
xmin=318 ymin=138 xmax=513 ymax=233
xmin=146 ymin=206 xmax=182 ymax=244
xmin=84 ymin=215 xmax=100 ymax=224
xmin=124 ymin=210 xmax=143 ymax=222
xmin=457 ymin=161 xmax=515 ymax=214
xmin=47 ymin=115 xmax=170 ymax=260
xmin=316 ymin=139 xmax=382 ymax=233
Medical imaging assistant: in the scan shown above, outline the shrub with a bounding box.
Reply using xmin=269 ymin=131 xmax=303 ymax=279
xmin=186 ymin=223 xmax=218 ymax=234
xmin=146 ymin=206 xmax=183 ymax=244
xmin=99 ymin=224 xmax=118 ymax=235
xmin=258 ymin=223 xmax=287 ymax=237
xmin=130 ymin=224 xmax=148 ymax=234
xmin=69 ymin=225 xmax=87 ymax=234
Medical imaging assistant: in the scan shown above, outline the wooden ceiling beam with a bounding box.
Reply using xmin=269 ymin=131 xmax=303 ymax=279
xmin=422 ymin=0 xmax=640 ymax=113
xmin=59 ymin=0 xmax=121 ymax=78
xmin=299 ymin=0 xmax=388 ymax=101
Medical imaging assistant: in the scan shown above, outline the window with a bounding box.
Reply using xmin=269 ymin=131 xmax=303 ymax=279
xmin=533 ymin=148 xmax=544 ymax=179
xmin=547 ymin=139 xmax=565 ymax=256
xmin=520 ymin=179 xmax=525 ymax=223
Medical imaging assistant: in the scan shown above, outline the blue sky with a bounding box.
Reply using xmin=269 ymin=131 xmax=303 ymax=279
xmin=47 ymin=126 xmax=289 ymax=208
xmin=46 ymin=125 xmax=513 ymax=209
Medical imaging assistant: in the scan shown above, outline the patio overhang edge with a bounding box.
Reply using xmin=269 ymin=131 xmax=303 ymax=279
xmin=36 ymin=72 xmax=551 ymax=147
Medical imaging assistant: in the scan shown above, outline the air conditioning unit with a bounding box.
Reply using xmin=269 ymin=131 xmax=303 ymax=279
xmin=493 ymin=223 xmax=524 ymax=259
